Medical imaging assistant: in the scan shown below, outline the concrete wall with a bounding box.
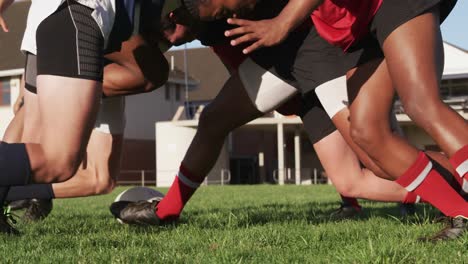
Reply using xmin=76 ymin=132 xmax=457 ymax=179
xmin=124 ymin=83 xmax=185 ymax=140
xmin=155 ymin=121 xmax=229 ymax=187
xmin=0 ymin=76 xmax=21 ymax=138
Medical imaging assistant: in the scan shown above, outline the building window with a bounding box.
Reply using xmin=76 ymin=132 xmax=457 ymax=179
xmin=0 ymin=77 xmax=11 ymax=106
xmin=441 ymin=78 xmax=468 ymax=98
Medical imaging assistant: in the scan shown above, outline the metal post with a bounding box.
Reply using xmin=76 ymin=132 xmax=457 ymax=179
xmin=294 ymin=129 xmax=301 ymax=185
xmin=277 ymin=123 xmax=285 ymax=185
xmin=141 ymin=170 xmax=145 ymax=187
xmin=313 ymin=168 xmax=318 ymax=185
xmin=221 ymin=169 xmax=224 ymax=186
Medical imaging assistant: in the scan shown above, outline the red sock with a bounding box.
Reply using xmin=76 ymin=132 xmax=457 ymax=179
xmin=340 ymin=195 xmax=362 ymax=211
xmin=449 ymin=145 xmax=468 ymax=179
xmin=396 ymin=152 xmax=468 ymax=218
xmin=156 ymin=164 xmax=204 ymax=221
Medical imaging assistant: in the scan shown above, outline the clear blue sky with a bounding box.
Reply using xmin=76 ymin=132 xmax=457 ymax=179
xmin=173 ymin=2 xmax=468 ymax=51
xmin=441 ymin=0 xmax=468 ymax=50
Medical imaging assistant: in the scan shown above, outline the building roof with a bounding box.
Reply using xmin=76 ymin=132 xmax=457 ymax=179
xmin=165 ymin=47 xmax=229 ymax=101
xmin=443 ymin=42 xmax=468 ymax=79
xmin=167 ymin=66 xmax=198 ymax=86
xmin=0 ymin=0 xmax=30 ymax=73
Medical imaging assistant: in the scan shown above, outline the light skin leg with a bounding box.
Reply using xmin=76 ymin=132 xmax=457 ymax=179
xmin=19 ymin=91 xmax=120 ymax=198
xmin=314 ymin=130 xmax=408 ymax=202
xmin=51 ymin=130 xmax=122 ymax=198
xmin=25 ymin=76 xmax=101 ymax=183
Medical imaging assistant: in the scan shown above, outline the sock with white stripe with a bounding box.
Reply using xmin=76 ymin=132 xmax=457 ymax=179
xmin=449 ymin=145 xmax=468 ymax=192
xmin=155 ymin=163 xmax=203 ymax=221
xmin=396 ymin=152 xmax=468 ymax=218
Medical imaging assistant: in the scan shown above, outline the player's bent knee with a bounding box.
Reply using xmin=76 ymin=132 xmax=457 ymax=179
xmin=94 ymin=176 xmax=116 ymax=195
xmin=349 ymin=122 xmax=383 ymax=153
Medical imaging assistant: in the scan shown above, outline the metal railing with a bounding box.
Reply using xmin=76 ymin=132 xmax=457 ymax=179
xmin=117 ymin=170 xmax=156 ymax=186
xmin=273 ymin=168 xmax=328 ymax=185
xmin=118 ymin=169 xmax=231 ymax=186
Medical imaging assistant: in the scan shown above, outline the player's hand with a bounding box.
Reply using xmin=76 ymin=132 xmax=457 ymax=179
xmin=0 ymin=0 xmax=15 ymax=32
xmin=225 ymin=17 xmax=290 ymax=54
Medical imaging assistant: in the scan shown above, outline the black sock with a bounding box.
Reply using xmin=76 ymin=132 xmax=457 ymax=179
xmin=0 ymin=142 xmax=32 ymax=186
xmin=0 ymin=187 xmax=9 ymax=207
xmin=6 ymin=184 xmax=55 ymax=202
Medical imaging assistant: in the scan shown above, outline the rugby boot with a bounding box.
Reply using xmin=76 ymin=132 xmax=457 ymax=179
xmin=329 ymin=203 xmax=362 ymax=220
xmin=0 ymin=208 xmax=19 ymax=235
xmin=431 ymin=211 xmax=451 ymax=224
xmin=420 ymin=216 xmax=467 ymax=242
xmin=23 ymin=199 xmax=53 ymax=222
xmin=8 ymin=199 xmax=31 ymax=211
xmin=110 ymin=200 xmax=164 ymax=226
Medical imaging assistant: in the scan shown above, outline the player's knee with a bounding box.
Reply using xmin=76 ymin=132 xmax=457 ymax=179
xmin=94 ymin=176 xmax=116 ymax=195
xmin=349 ymin=121 xmax=381 ymax=152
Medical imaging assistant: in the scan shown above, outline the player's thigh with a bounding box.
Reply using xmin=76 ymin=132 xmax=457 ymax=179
xmin=37 ymin=75 xmax=101 ymax=168
xmin=34 ymin=0 xmax=105 ymax=167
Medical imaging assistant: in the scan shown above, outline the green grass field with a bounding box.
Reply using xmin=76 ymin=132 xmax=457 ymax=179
xmin=1 ymin=185 xmax=466 ymax=263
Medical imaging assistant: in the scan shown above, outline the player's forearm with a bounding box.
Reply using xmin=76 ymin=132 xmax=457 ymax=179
xmin=276 ymin=0 xmax=324 ymax=33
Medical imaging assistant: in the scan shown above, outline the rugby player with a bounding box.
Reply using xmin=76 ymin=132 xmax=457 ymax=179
xmin=181 ymin=0 xmax=468 ymax=241
xmin=0 ymin=0 xmax=196 ymax=234
xmin=111 ymin=6 xmax=433 ymax=228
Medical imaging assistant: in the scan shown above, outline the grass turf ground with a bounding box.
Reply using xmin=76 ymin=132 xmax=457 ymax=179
xmin=1 ymin=185 xmax=467 ymax=263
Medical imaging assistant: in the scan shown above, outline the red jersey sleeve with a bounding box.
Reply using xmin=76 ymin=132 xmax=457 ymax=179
xmin=311 ymin=0 xmax=382 ymax=51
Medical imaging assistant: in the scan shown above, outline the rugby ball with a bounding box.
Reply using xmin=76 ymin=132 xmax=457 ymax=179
xmin=114 ymin=186 xmax=164 ymax=203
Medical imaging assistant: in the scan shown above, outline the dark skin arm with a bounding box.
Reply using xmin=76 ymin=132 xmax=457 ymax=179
xmin=226 ymin=0 xmax=324 ymax=54
xmin=103 ymin=35 xmax=169 ymax=97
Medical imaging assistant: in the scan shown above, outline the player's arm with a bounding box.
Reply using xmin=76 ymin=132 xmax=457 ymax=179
xmin=0 ymin=0 xmax=14 ymax=32
xmin=226 ymin=0 xmax=324 ymax=54
xmin=103 ymin=35 xmax=169 ymax=97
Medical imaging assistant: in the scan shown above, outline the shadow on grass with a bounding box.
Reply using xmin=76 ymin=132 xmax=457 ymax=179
xmin=19 ymin=202 xmax=441 ymax=235
xmin=178 ymin=201 xmax=441 ymax=229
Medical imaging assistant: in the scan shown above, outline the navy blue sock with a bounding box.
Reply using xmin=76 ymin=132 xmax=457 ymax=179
xmin=6 ymin=184 xmax=55 ymax=202
xmin=0 ymin=142 xmax=32 ymax=186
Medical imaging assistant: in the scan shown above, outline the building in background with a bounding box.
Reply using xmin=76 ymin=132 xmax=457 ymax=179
xmin=0 ymin=1 xmax=467 ymax=186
